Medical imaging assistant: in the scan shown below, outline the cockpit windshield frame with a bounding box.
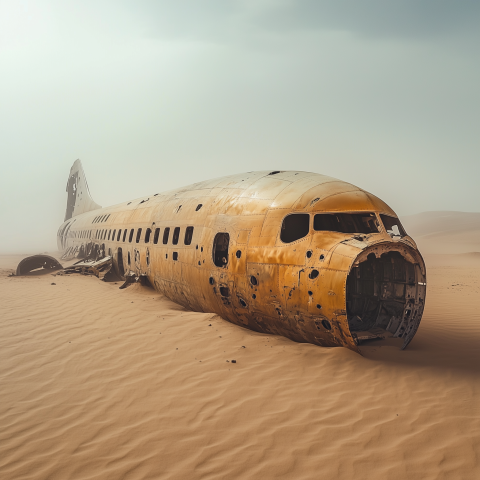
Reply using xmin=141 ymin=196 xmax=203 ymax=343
xmin=313 ymin=212 xmax=380 ymax=235
xmin=380 ymin=214 xmax=407 ymax=238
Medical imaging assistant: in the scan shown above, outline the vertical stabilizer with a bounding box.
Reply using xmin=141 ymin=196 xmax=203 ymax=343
xmin=64 ymin=160 xmax=102 ymax=221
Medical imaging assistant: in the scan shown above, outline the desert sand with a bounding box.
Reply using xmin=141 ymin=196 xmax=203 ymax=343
xmin=1 ymin=244 xmax=480 ymax=479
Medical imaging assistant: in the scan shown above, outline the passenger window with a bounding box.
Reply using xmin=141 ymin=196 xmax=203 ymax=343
xmin=213 ymin=232 xmax=230 ymax=268
xmin=184 ymin=226 xmax=194 ymax=245
xmin=117 ymin=230 xmax=121 ymax=241
xmin=112 ymin=229 xmax=116 ymax=240
xmin=129 ymin=229 xmax=134 ymax=243
xmin=172 ymin=227 xmax=180 ymax=245
xmin=153 ymin=228 xmax=160 ymax=244
xmin=380 ymin=214 xmax=407 ymax=238
xmin=145 ymin=228 xmax=151 ymax=243
xmin=163 ymin=227 xmax=170 ymax=244
xmin=314 ymin=213 xmax=379 ymax=234
xmin=136 ymin=228 xmax=142 ymax=243
xmin=280 ymin=214 xmax=310 ymax=243
xmin=123 ymin=229 xmax=127 ymax=242
xmin=108 ymin=230 xmax=111 ymax=240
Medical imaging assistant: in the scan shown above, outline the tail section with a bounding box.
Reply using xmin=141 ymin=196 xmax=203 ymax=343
xmin=65 ymin=159 xmax=102 ymax=221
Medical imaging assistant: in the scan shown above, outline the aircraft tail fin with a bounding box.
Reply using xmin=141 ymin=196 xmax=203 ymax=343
xmin=64 ymin=159 xmax=102 ymax=221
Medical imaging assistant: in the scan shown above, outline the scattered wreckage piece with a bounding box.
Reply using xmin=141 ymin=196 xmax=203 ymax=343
xmin=15 ymin=255 xmax=63 ymax=276
xmin=119 ymin=272 xmax=151 ymax=289
xmin=60 ymin=256 xmax=114 ymax=280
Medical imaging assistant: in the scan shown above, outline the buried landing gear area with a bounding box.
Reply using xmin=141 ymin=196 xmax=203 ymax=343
xmin=346 ymin=250 xmax=426 ymax=349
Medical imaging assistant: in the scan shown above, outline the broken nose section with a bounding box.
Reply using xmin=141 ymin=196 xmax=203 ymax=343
xmin=344 ymin=242 xmax=427 ymax=351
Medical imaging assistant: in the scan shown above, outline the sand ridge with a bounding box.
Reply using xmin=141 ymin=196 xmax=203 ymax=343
xmin=1 ymin=254 xmax=480 ymax=479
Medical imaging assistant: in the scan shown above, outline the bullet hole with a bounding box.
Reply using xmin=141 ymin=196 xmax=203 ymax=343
xmin=165 ymin=254 xmax=168 ymax=259
xmin=250 ymin=275 xmax=258 ymax=286
xmin=306 ymin=250 xmax=313 ymax=258
xmin=173 ymin=252 xmax=178 ymax=261
xmin=198 ymin=261 xmax=201 ymax=266
xmin=195 ymin=204 xmax=203 ymax=211
xmin=268 ymin=171 xmax=281 ymax=175
xmin=320 ymin=254 xmax=325 ymax=260
xmin=231 ymin=359 xmax=237 ymax=363
xmin=239 ymin=298 xmax=247 ymax=308
xmin=309 ymin=269 xmax=319 ymax=279
xmin=220 ymin=286 xmax=230 ymax=297
xmin=252 ymin=294 xmax=256 ymax=299
xmin=196 ymin=245 xmax=198 ymax=250
xmin=310 ymin=197 xmax=320 ymax=205
xmin=308 ymin=291 xmax=313 ymax=296
xmin=201 ymin=246 xmax=203 ymax=252
xmin=322 ymin=319 xmax=331 ymax=330
xmin=317 ymin=304 xmax=322 ymax=309
xmin=236 ymin=250 xmax=242 ymax=258
xmin=51 ymin=283 xmax=56 ymax=285
xmin=209 ymin=277 xmax=215 ymax=285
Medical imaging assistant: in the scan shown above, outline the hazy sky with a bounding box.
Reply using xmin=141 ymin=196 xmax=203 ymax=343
xmin=1 ymin=1 xmax=479 ymax=253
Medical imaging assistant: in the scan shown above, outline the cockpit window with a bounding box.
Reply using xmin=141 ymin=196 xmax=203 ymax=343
xmin=280 ymin=213 xmax=310 ymax=243
xmin=313 ymin=213 xmax=379 ymax=234
xmin=380 ymin=214 xmax=407 ymax=238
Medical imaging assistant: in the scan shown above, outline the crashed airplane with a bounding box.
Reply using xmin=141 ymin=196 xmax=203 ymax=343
xmin=24 ymin=160 xmax=427 ymax=352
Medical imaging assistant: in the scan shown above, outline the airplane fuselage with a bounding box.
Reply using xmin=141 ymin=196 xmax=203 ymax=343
xmin=57 ymin=168 xmax=427 ymax=352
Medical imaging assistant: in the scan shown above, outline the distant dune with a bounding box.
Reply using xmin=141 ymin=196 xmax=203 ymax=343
xmin=401 ymin=211 xmax=480 ymax=254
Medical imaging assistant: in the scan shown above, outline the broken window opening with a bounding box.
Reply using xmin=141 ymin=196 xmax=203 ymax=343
xmin=213 ymin=232 xmax=230 ymax=268
xmin=172 ymin=227 xmax=180 ymax=245
xmin=163 ymin=227 xmax=170 ymax=244
xmin=280 ymin=213 xmax=310 ymax=243
xmin=184 ymin=226 xmax=194 ymax=245
xmin=153 ymin=228 xmax=160 ymax=244
xmin=380 ymin=214 xmax=407 ymax=238
xmin=136 ymin=228 xmax=142 ymax=243
xmin=219 ymin=286 xmax=230 ymax=297
xmin=129 ymin=229 xmax=134 ymax=243
xmin=117 ymin=248 xmax=125 ymax=277
xmin=314 ymin=213 xmax=379 ymax=234
xmin=145 ymin=228 xmax=151 ymax=243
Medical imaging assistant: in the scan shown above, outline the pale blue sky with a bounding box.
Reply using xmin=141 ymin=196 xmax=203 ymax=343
xmin=0 ymin=1 xmax=479 ymax=253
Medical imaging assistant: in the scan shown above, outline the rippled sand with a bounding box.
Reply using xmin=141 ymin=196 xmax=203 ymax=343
xmin=1 ymin=254 xmax=479 ymax=479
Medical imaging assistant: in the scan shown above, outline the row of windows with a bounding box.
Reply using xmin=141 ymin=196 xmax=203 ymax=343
xmin=92 ymin=214 xmax=111 ymax=224
xmin=71 ymin=226 xmax=195 ymax=246
xmin=91 ymin=203 xmax=204 ymax=225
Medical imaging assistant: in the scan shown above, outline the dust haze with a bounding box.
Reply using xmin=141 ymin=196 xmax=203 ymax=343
xmin=1 ymin=1 xmax=479 ymax=253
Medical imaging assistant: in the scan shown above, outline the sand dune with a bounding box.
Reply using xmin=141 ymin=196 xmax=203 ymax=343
xmin=1 ymin=252 xmax=480 ymax=479
xmin=402 ymin=211 xmax=480 ymax=254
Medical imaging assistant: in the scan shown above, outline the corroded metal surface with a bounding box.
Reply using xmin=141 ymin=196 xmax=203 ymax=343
xmin=55 ymin=162 xmax=427 ymax=352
